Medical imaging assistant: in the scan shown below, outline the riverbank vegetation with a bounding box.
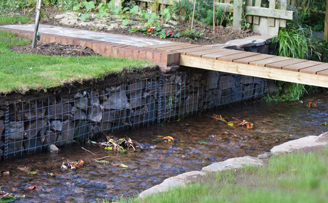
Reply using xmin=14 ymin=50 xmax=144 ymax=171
xmin=267 ymin=0 xmax=328 ymax=102
xmin=116 ymin=147 xmax=328 ymax=203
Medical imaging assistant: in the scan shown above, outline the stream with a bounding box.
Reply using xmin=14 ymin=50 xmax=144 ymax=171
xmin=1 ymin=93 xmax=328 ymax=202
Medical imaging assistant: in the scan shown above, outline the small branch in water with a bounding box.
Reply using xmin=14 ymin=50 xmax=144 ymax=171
xmin=81 ymin=147 xmax=96 ymax=155
xmin=94 ymin=155 xmax=111 ymax=160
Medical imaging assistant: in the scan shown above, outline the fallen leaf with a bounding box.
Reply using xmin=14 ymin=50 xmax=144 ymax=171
xmin=198 ymin=141 xmax=208 ymax=144
xmin=162 ymin=136 xmax=174 ymax=142
xmin=17 ymin=167 xmax=29 ymax=173
xmin=307 ymin=102 xmax=318 ymax=108
xmin=27 ymin=185 xmax=43 ymax=191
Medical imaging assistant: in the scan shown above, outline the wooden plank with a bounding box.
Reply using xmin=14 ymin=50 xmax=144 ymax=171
xmin=162 ymin=45 xmax=201 ymax=51
xmin=234 ymin=54 xmax=275 ymax=64
xmin=266 ymin=58 xmax=306 ymax=69
xmin=180 ymin=55 xmax=328 ymax=88
xmin=249 ymin=56 xmax=289 ymax=67
xmin=300 ymin=63 xmax=328 ymax=74
xmin=283 ymin=61 xmax=323 ymax=72
xmin=155 ymin=44 xmax=198 ymax=51
xmin=246 ymin=0 xmax=253 ymax=23
xmin=253 ymin=0 xmax=262 ymax=25
xmin=267 ymin=0 xmax=276 ymax=27
xmin=175 ymin=46 xmax=214 ymax=53
xmin=202 ymin=49 xmax=243 ymax=59
xmin=245 ymin=6 xmax=293 ymax=20
xmin=279 ymin=0 xmax=287 ymax=28
xmin=233 ymin=0 xmax=243 ymax=30
xmin=217 ymin=52 xmax=259 ymax=62
xmin=186 ymin=48 xmax=227 ymax=57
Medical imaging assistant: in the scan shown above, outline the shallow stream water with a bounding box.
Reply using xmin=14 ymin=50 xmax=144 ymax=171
xmin=1 ymin=94 xmax=328 ymax=202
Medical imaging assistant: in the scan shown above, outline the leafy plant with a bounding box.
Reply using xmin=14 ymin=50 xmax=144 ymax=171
xmin=181 ymin=29 xmax=204 ymax=40
xmin=82 ymin=1 xmax=95 ymax=12
xmin=97 ymin=3 xmax=109 ymax=17
xmin=81 ymin=13 xmax=90 ymax=22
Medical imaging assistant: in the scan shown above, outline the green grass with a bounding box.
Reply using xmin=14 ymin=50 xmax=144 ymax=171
xmin=0 ymin=15 xmax=29 ymax=24
xmin=116 ymin=148 xmax=328 ymax=203
xmin=0 ymin=30 xmax=153 ymax=94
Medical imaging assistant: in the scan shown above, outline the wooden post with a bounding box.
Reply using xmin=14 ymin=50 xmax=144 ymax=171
xmin=191 ymin=0 xmax=196 ymax=29
xmin=32 ymin=0 xmax=42 ymax=49
xmin=213 ymin=0 xmax=215 ymax=34
xmin=325 ymin=0 xmax=328 ymax=41
xmin=233 ymin=0 xmax=243 ymax=30
xmin=291 ymin=0 xmax=296 ymax=6
xmin=161 ymin=0 xmax=164 ymax=26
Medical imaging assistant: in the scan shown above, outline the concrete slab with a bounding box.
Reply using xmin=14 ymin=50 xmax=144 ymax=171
xmin=0 ymin=24 xmax=171 ymax=47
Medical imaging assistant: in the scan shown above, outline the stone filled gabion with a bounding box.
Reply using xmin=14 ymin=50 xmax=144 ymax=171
xmin=0 ymin=70 xmax=266 ymax=159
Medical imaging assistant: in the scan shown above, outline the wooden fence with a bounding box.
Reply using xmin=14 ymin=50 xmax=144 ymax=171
xmin=216 ymin=0 xmax=293 ymax=36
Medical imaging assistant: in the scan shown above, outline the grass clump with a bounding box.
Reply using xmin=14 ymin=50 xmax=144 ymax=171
xmin=116 ymin=147 xmax=328 ymax=203
xmin=0 ymin=29 xmax=153 ymax=94
xmin=0 ymin=15 xmax=29 ymax=24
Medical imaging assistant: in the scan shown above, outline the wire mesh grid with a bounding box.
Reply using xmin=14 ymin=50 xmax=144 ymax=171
xmin=0 ymin=71 xmax=267 ymax=160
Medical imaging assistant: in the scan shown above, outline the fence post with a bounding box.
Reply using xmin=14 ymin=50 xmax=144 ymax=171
xmin=32 ymin=0 xmax=42 ymax=49
xmin=233 ymin=0 xmax=243 ymax=30
xmin=325 ymin=0 xmax=328 ymax=41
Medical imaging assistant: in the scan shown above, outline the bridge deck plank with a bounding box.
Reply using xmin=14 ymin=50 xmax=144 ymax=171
xmin=233 ymin=54 xmax=274 ymax=64
xmin=282 ymin=61 xmax=323 ymax=72
xmin=217 ymin=52 xmax=260 ymax=62
xmin=249 ymin=56 xmax=289 ymax=67
xmin=202 ymin=50 xmax=242 ymax=59
xmin=266 ymin=58 xmax=307 ymax=69
xmin=185 ymin=48 xmax=227 ymax=57
xmin=300 ymin=63 xmax=328 ymax=74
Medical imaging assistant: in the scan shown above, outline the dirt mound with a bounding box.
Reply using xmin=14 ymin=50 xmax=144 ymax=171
xmin=11 ymin=42 xmax=97 ymax=56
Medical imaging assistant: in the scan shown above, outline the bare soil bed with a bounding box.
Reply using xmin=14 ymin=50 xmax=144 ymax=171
xmin=11 ymin=42 xmax=97 ymax=56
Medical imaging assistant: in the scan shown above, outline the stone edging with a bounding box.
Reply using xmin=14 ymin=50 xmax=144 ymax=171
xmin=138 ymin=131 xmax=328 ymax=198
xmin=0 ymin=27 xmax=180 ymax=71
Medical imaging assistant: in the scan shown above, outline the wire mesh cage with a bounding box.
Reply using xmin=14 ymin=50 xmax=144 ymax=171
xmin=0 ymin=70 xmax=267 ymax=161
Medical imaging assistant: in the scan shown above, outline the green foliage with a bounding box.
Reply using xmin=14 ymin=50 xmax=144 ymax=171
xmin=0 ymin=15 xmax=29 ymax=24
xmin=172 ymin=0 xmax=227 ymax=26
xmin=129 ymin=5 xmax=138 ymax=15
xmin=272 ymin=28 xmax=309 ymax=59
xmin=82 ymin=1 xmax=95 ymax=12
xmin=161 ymin=7 xmax=171 ymax=23
xmin=97 ymin=3 xmax=109 ymax=17
xmin=292 ymin=0 xmax=326 ymax=31
xmin=181 ymin=29 xmax=204 ymax=40
xmin=140 ymin=10 xmax=158 ymax=24
xmin=80 ymin=13 xmax=90 ymax=22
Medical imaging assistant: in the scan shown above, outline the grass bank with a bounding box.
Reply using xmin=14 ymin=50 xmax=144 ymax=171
xmin=0 ymin=26 xmax=153 ymax=94
xmin=117 ymin=147 xmax=328 ymax=203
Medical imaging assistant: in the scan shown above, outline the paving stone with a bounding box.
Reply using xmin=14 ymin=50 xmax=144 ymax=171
xmin=271 ymin=133 xmax=328 ymax=154
xmin=201 ymin=156 xmax=263 ymax=172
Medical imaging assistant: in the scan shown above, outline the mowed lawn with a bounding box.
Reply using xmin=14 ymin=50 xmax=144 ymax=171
xmin=0 ymin=18 xmax=153 ymax=94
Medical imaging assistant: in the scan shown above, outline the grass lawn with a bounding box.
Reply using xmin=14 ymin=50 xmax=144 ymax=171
xmin=116 ymin=147 xmax=328 ymax=203
xmin=0 ymin=15 xmax=29 ymax=24
xmin=0 ymin=21 xmax=153 ymax=94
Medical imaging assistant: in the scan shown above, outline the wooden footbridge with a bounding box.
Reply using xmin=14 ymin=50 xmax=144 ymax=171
xmin=2 ymin=24 xmax=328 ymax=88
xmin=146 ymin=42 xmax=328 ymax=88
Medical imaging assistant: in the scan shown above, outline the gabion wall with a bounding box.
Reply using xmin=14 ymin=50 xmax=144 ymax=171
xmin=0 ymin=70 xmax=267 ymax=160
